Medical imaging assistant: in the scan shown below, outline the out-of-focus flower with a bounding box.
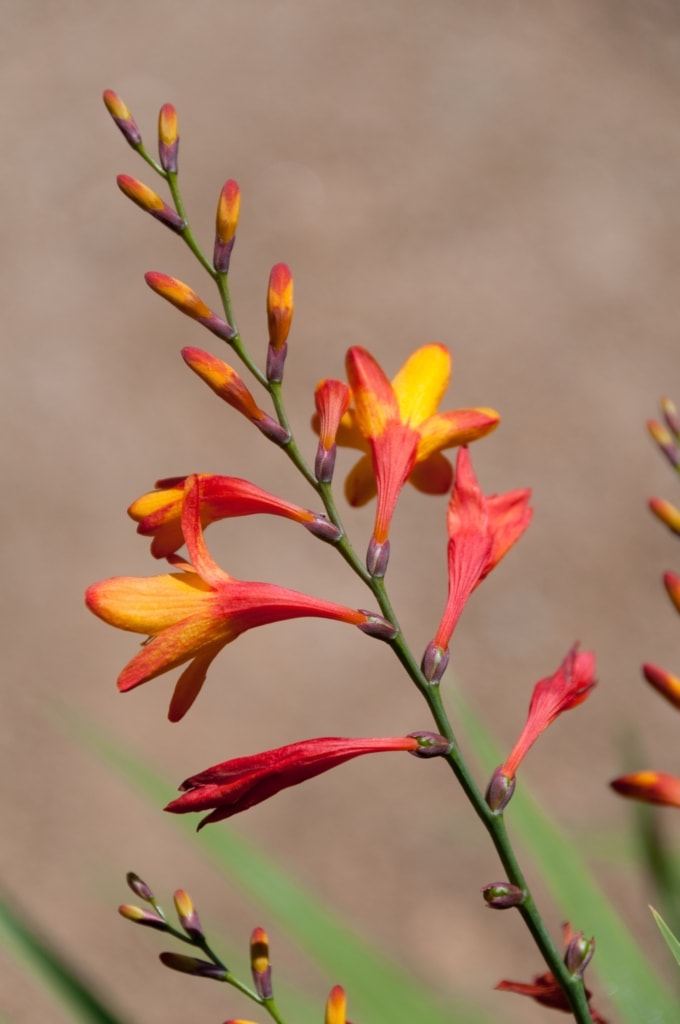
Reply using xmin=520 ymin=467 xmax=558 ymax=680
xmin=325 ymin=985 xmax=351 ymax=1024
xmin=486 ymin=646 xmax=596 ymax=811
xmin=116 ymin=175 xmax=185 ymax=232
xmin=214 ymin=179 xmax=241 ymax=273
xmin=663 ymin=570 xmax=680 ymax=614
xmin=165 ymin=735 xmax=420 ymax=828
xmin=423 ymin=447 xmax=531 ymax=679
xmin=145 ymin=272 xmax=235 ymax=341
xmin=337 ymin=345 xmax=499 ymax=574
xmin=86 ymin=475 xmax=388 ymax=721
xmin=250 ymin=927 xmax=272 ymax=1000
xmin=129 ymin=474 xmax=339 ymax=559
xmin=610 ymin=771 xmax=680 ymax=808
xmin=643 ymin=662 xmax=680 ymax=710
xmin=649 ymin=497 xmax=680 ymax=537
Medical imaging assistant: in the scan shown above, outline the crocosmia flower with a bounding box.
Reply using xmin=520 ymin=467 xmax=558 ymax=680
xmin=610 ymin=771 xmax=680 ymax=808
xmin=86 ymin=475 xmax=388 ymax=721
xmin=165 ymin=735 xmax=420 ymax=828
xmin=337 ymin=345 xmax=499 ymax=574
xmin=128 ymin=474 xmax=339 ymax=559
xmin=423 ymin=446 xmax=532 ymax=679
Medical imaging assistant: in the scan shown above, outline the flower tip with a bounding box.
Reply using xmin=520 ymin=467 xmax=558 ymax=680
xmin=325 ymin=985 xmax=347 ymax=1024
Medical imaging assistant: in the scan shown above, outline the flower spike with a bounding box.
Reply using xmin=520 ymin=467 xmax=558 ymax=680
xmin=102 ymin=89 xmax=141 ymax=147
xmin=86 ymin=475 xmax=387 ymax=721
xmin=116 ymin=175 xmax=185 ymax=233
xmin=341 ymin=345 xmax=499 ymax=575
xmin=425 ymin=447 xmax=532 ymax=679
xmin=129 ymin=474 xmax=339 ymax=559
xmin=214 ymin=179 xmax=241 ymax=273
xmin=165 ymin=735 xmax=420 ymax=828
xmin=145 ymin=272 xmax=235 ymax=341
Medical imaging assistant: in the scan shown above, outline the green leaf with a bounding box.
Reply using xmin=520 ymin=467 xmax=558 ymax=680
xmin=0 ymin=888 xmax=126 ymax=1024
xmin=650 ymin=907 xmax=680 ymax=969
xmin=453 ymin=690 xmax=679 ymax=1024
xmin=67 ymin=713 xmax=493 ymax=1024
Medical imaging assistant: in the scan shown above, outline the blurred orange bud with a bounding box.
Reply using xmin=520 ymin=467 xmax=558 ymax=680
xmin=158 ymin=103 xmax=179 ymax=172
xmin=102 ymin=89 xmax=141 ymax=146
xmin=663 ymin=570 xmax=680 ymax=614
xmin=214 ymin=180 xmax=241 ymax=272
xmin=117 ymin=175 xmax=184 ymax=232
xmin=118 ymin=904 xmax=167 ymax=930
xmin=661 ymin=396 xmax=680 ymax=438
xmin=174 ymin=889 xmax=203 ymax=939
xmin=250 ymin=927 xmax=272 ymax=999
xmin=159 ymin=952 xmax=227 ymax=980
xmin=649 ymin=497 xmax=680 ymax=536
xmin=325 ymin=985 xmax=347 ymax=1024
xmin=145 ymin=272 xmax=235 ymax=341
xmin=643 ymin=662 xmax=680 ymax=710
xmin=648 ymin=419 xmax=680 ymax=469
xmin=266 ymin=263 xmax=293 ymax=380
xmin=610 ymin=770 xmax=680 ymax=807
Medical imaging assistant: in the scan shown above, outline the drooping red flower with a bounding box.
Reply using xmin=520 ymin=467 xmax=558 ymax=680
xmin=165 ymin=735 xmax=420 ymax=828
xmin=86 ymin=475 xmax=389 ymax=721
xmin=338 ymin=345 xmax=500 ymax=575
xmin=128 ymin=474 xmax=339 ymax=559
xmin=425 ymin=447 xmax=531 ymax=676
xmin=610 ymin=771 xmax=680 ymax=808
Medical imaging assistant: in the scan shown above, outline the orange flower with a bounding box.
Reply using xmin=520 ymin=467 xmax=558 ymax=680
xmin=610 ymin=771 xmax=680 ymax=808
xmin=128 ymin=474 xmax=339 ymax=559
xmin=86 ymin=475 xmax=390 ymax=721
xmin=339 ymin=345 xmax=499 ymax=575
xmin=424 ymin=447 xmax=531 ymax=680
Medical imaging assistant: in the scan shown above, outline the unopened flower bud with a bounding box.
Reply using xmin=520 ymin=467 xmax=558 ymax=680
xmin=421 ymin=641 xmax=449 ymax=684
xmin=642 ymin=662 xmax=680 ymax=710
xmin=158 ymin=103 xmax=179 ymax=173
xmin=663 ymin=571 xmax=680 ymax=615
xmin=648 ymin=419 xmax=680 ymax=468
xmin=366 ymin=537 xmax=390 ymax=578
xmin=159 ymin=952 xmax=228 ymax=981
xmin=116 ymin=175 xmax=185 ymax=233
xmin=325 ymin=985 xmax=347 ymax=1024
xmin=174 ymin=889 xmax=203 ymax=940
xmin=407 ymin=731 xmax=451 ymax=757
xmin=661 ymin=396 xmax=680 ymax=438
xmin=214 ymin=180 xmax=241 ymax=273
xmin=314 ymin=379 xmax=350 ymax=483
xmin=486 ymin=766 xmax=516 ymax=813
xmin=266 ymin=263 xmax=293 ymax=382
xmin=481 ymin=883 xmax=525 ymax=909
xmin=145 ymin=273 xmax=235 ymax=341
xmin=564 ymin=930 xmax=595 ymax=977
xmin=649 ymin=497 xmax=680 ymax=536
xmin=250 ymin=927 xmax=272 ymax=1000
xmin=126 ymin=872 xmax=155 ymax=902
xmin=304 ymin=514 xmax=342 ymax=544
xmin=118 ymin=904 xmax=167 ymax=930
xmin=357 ymin=612 xmax=397 ymax=641
xmin=102 ymin=89 xmax=141 ymax=147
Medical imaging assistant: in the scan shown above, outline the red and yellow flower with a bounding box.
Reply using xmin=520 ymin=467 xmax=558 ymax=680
xmin=86 ymin=475 xmax=388 ymax=721
xmin=610 ymin=771 xmax=680 ymax=808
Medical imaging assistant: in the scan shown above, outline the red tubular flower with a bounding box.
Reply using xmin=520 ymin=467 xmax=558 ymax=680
xmin=610 ymin=771 xmax=680 ymax=808
xmin=129 ymin=474 xmax=339 ymax=559
xmin=86 ymin=475 xmax=388 ymax=721
xmin=426 ymin=447 xmax=531 ymax=675
xmin=165 ymin=735 xmax=419 ymax=828
xmin=116 ymin=175 xmax=185 ymax=233
xmin=341 ymin=345 xmax=499 ymax=575
xmin=487 ymin=646 xmax=596 ymax=809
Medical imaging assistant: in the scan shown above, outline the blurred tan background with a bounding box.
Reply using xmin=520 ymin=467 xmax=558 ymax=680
xmin=3 ymin=1 xmax=680 ymax=1021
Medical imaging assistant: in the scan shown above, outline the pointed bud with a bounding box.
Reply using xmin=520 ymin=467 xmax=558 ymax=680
xmin=102 ymin=90 xmax=141 ymax=147
xmin=325 ymin=986 xmax=347 ymax=1024
xmin=663 ymin=571 xmax=680 ymax=614
xmin=486 ymin=766 xmax=516 ymax=813
xmin=266 ymin=263 xmax=293 ymax=382
xmin=250 ymin=927 xmax=272 ymax=1000
xmin=564 ymin=931 xmax=595 ymax=978
xmin=173 ymin=889 xmax=203 ymax=940
xmin=159 ymin=952 xmax=228 ymax=980
xmin=421 ymin=641 xmax=449 ymax=684
xmin=314 ymin=379 xmax=350 ymax=483
xmin=661 ymin=397 xmax=680 ymax=439
xmin=116 ymin=175 xmax=185 ymax=232
xmin=649 ymin=497 xmax=680 ymax=536
xmin=648 ymin=419 xmax=680 ymax=469
xmin=366 ymin=537 xmax=390 ymax=578
xmin=145 ymin=272 xmax=235 ymax=341
xmin=407 ymin=731 xmax=451 ymax=756
xmin=158 ymin=103 xmax=179 ymax=173
xmin=214 ymin=180 xmax=241 ymax=273
xmin=643 ymin=662 xmax=680 ymax=710
xmin=118 ymin=904 xmax=168 ymax=930
xmin=357 ymin=612 xmax=397 ymax=641
xmin=126 ymin=872 xmax=155 ymax=902
xmin=610 ymin=770 xmax=680 ymax=807
xmin=481 ymin=883 xmax=526 ymax=909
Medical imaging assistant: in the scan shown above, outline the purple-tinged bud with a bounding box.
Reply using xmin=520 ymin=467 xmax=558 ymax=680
xmin=564 ymin=931 xmax=595 ymax=978
xmin=250 ymin=927 xmax=273 ymax=1000
xmin=266 ymin=342 xmax=288 ymax=385
xmin=116 ymin=175 xmax=185 ymax=233
xmin=126 ymin=872 xmax=155 ymax=903
xmin=648 ymin=419 xmax=680 ymax=469
xmin=118 ymin=904 xmax=168 ymax=930
xmin=102 ymin=90 xmax=141 ymax=147
xmin=366 ymin=537 xmax=390 ymax=578
xmin=159 ymin=952 xmax=228 ymax=981
xmin=214 ymin=180 xmax=241 ymax=273
xmin=145 ymin=272 xmax=236 ymax=341
xmin=661 ymin=397 xmax=680 ymax=439
xmin=303 ymin=515 xmax=341 ymax=544
xmin=421 ymin=641 xmax=449 ymax=684
xmin=357 ymin=612 xmax=398 ymax=641
xmin=315 ymin=444 xmax=337 ymax=484
xmin=173 ymin=889 xmax=203 ymax=941
xmin=158 ymin=103 xmax=179 ymax=173
xmin=407 ymin=731 xmax=451 ymax=757
xmin=481 ymin=883 xmax=525 ymax=909
xmin=254 ymin=414 xmax=291 ymax=446
xmin=486 ymin=766 xmax=516 ymax=813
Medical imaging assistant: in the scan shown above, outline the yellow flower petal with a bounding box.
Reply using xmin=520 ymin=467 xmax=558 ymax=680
xmin=392 ymin=343 xmax=451 ymax=426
